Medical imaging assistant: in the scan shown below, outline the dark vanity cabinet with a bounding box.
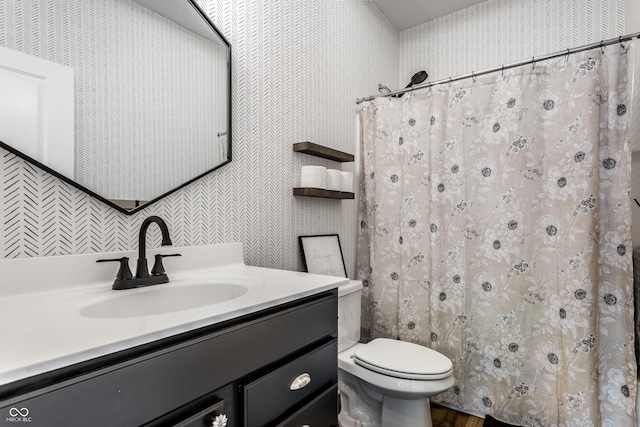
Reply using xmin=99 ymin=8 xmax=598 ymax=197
xmin=0 ymin=290 xmax=338 ymax=427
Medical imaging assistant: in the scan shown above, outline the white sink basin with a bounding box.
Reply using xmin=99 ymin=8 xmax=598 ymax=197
xmin=81 ymin=282 xmax=257 ymax=318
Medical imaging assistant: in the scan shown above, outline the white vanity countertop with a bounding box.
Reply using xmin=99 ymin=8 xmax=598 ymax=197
xmin=0 ymin=243 xmax=348 ymax=388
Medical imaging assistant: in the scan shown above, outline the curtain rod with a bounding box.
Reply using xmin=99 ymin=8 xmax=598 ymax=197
xmin=356 ymin=31 xmax=640 ymax=104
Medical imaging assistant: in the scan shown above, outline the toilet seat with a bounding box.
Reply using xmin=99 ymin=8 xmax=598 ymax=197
xmin=354 ymin=338 xmax=453 ymax=380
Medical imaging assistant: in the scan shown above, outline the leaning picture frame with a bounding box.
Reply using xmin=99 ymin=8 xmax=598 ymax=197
xmin=298 ymin=234 xmax=347 ymax=278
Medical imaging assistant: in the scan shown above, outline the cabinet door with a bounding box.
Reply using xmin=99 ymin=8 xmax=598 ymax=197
xmin=276 ymin=385 xmax=338 ymax=427
xmin=243 ymin=340 xmax=337 ymax=427
xmin=147 ymin=383 xmax=236 ymax=427
xmin=173 ymin=399 xmax=226 ymax=427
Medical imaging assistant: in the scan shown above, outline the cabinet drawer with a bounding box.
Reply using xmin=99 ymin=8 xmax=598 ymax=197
xmin=277 ymin=384 xmax=338 ymax=427
xmin=243 ymin=340 xmax=337 ymax=427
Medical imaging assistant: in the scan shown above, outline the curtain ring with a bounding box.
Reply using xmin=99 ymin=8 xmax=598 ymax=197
xmin=448 ymin=77 xmax=452 ymax=87
xmin=472 ymin=71 xmax=476 ymax=82
xmin=532 ymin=57 xmax=535 ymax=69
xmin=565 ymin=48 xmax=570 ymax=61
xmin=600 ymin=40 xmax=605 ymax=53
xmin=501 ymin=64 xmax=504 ymax=76
xmin=619 ymin=36 xmax=625 ymax=48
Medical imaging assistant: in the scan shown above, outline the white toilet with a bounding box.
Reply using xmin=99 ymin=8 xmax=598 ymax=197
xmin=338 ymin=280 xmax=455 ymax=427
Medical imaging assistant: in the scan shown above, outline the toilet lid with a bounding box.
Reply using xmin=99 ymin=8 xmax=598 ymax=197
xmin=354 ymin=338 xmax=453 ymax=380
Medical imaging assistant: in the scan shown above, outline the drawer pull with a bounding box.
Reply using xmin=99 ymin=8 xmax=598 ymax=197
xmin=290 ymin=373 xmax=311 ymax=390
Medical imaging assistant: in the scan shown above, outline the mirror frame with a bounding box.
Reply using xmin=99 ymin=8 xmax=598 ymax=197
xmin=0 ymin=0 xmax=232 ymax=215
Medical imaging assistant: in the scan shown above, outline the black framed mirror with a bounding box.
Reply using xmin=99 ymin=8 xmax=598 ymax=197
xmin=0 ymin=0 xmax=231 ymax=214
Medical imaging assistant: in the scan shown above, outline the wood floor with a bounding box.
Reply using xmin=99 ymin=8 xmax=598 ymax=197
xmin=430 ymin=403 xmax=485 ymax=427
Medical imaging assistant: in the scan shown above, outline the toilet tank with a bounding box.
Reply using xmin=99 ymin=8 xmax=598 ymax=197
xmin=338 ymin=280 xmax=363 ymax=352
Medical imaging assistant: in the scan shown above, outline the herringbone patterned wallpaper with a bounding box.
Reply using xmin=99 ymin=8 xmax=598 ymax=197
xmin=0 ymin=0 xmax=631 ymax=279
xmin=0 ymin=0 xmax=398 ymax=277
xmin=399 ymin=0 xmax=628 ymax=86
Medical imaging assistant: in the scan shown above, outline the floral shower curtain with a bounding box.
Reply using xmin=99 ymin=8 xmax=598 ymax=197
xmin=356 ymin=44 xmax=636 ymax=426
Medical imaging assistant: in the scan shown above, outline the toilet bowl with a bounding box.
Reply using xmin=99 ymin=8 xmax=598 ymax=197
xmin=338 ymin=281 xmax=454 ymax=427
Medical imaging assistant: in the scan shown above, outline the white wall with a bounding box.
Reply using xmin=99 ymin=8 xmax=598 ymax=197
xmin=399 ymin=0 xmax=628 ymax=86
xmin=0 ymin=0 xmax=398 ymax=278
xmin=627 ymin=0 xmax=640 ymax=35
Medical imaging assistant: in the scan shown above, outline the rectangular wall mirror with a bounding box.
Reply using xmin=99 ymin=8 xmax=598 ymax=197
xmin=0 ymin=0 xmax=231 ymax=214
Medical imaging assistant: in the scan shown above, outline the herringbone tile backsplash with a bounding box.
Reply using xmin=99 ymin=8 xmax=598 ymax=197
xmin=0 ymin=0 xmax=631 ymax=280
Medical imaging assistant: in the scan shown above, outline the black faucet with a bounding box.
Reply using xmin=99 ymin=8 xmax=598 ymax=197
xmin=97 ymin=216 xmax=181 ymax=290
xmin=136 ymin=215 xmax=172 ymax=279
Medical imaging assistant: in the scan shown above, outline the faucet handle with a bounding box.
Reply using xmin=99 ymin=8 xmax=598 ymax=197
xmin=151 ymin=253 xmax=182 ymax=276
xmin=97 ymin=257 xmax=133 ymax=280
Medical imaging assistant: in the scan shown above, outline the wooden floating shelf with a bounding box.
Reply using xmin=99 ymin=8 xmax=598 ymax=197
xmin=293 ymin=142 xmax=354 ymax=162
xmin=293 ymin=188 xmax=354 ymax=199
